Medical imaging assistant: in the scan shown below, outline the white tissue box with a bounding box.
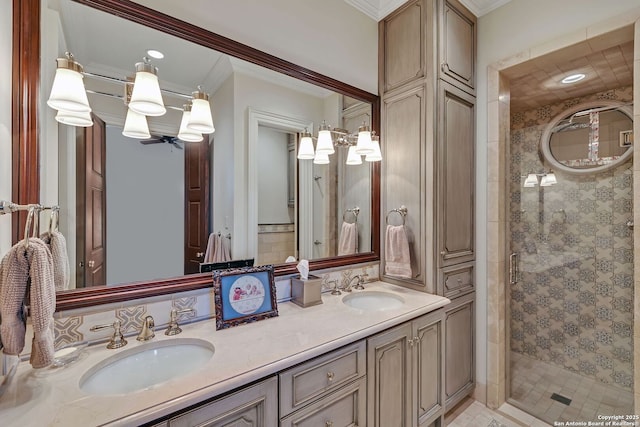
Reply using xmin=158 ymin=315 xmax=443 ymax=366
xmin=291 ymin=275 xmax=323 ymax=308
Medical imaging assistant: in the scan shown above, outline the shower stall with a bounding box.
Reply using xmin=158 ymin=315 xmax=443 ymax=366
xmin=507 ymin=87 xmax=634 ymax=424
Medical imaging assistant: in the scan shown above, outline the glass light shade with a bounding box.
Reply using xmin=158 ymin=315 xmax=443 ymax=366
xmin=524 ymin=173 xmax=538 ymax=187
xmin=122 ymin=108 xmax=151 ymax=139
xmin=128 ymin=62 xmax=166 ymax=116
xmin=365 ymin=138 xmax=382 ymax=162
xmin=55 ymin=109 xmax=93 ymax=127
xmin=47 ymin=68 xmax=91 ymax=113
xmin=315 ymin=122 xmax=335 ymax=155
xmin=297 ymin=133 xmax=315 ymax=159
xmin=355 ymin=125 xmax=374 ymax=154
xmin=545 ymin=172 xmax=557 ymax=185
xmin=313 ymin=151 xmax=330 ymax=165
xmin=187 ymin=91 xmax=215 ymax=134
xmin=177 ymin=108 xmax=203 ymax=142
xmin=346 ymin=146 xmax=363 ymax=165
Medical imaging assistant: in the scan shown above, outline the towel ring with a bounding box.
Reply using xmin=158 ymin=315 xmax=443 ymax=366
xmin=49 ymin=207 xmax=59 ymax=234
xmin=23 ymin=207 xmax=38 ymax=250
xmin=385 ymin=205 xmax=408 ymax=226
xmin=343 ymin=207 xmax=360 ymax=224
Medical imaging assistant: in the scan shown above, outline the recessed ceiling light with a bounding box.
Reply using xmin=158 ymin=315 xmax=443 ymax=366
xmin=146 ymin=49 xmax=164 ymax=59
xmin=561 ymin=73 xmax=586 ymax=84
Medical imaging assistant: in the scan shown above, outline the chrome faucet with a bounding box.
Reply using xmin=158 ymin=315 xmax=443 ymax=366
xmin=137 ymin=315 xmax=155 ymax=341
xmin=165 ymin=308 xmax=195 ymax=336
xmin=90 ymin=320 xmax=127 ymax=349
xmin=341 ymin=274 xmax=368 ymax=293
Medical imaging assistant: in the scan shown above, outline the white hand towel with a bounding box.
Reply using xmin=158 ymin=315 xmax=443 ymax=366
xmin=0 ymin=238 xmax=56 ymax=368
xmin=40 ymin=230 xmax=70 ymax=291
xmin=384 ymin=225 xmax=412 ymax=278
xmin=337 ymin=222 xmax=358 ymax=256
xmin=203 ymin=233 xmax=217 ymax=263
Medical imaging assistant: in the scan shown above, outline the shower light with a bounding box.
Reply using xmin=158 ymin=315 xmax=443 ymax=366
xmin=355 ymin=123 xmax=374 ymax=154
xmin=313 ymin=151 xmax=330 ymax=165
xmin=122 ymin=108 xmax=151 ymax=139
xmin=55 ymin=109 xmax=93 ymax=127
xmin=365 ymin=134 xmax=382 ymax=162
xmin=561 ymin=73 xmax=586 ymax=84
xmin=146 ymin=49 xmax=164 ymax=59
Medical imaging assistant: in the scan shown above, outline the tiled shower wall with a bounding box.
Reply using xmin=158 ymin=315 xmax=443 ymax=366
xmin=509 ymin=86 xmax=634 ymax=391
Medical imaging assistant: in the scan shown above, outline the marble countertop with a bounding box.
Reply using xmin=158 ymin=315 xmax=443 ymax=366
xmin=0 ymin=281 xmax=449 ymax=427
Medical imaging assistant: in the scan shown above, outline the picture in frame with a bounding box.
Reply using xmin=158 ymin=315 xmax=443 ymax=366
xmin=213 ymin=265 xmax=278 ymax=330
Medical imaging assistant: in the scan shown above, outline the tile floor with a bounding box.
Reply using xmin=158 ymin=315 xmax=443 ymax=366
xmin=445 ymin=398 xmax=551 ymax=426
xmin=510 ymin=351 xmax=634 ymax=425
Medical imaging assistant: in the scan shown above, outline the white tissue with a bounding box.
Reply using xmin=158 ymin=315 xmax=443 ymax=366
xmin=297 ymin=259 xmax=309 ymax=280
xmin=285 ymin=256 xmax=297 ymax=263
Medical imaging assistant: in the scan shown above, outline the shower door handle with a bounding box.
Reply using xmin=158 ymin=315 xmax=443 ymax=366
xmin=509 ymin=253 xmax=519 ymax=284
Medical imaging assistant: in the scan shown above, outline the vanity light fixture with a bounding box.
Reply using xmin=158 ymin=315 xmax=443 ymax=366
xmin=128 ymin=57 xmax=166 ymax=116
xmin=561 ymin=73 xmax=586 ymax=84
xmin=297 ymin=120 xmax=382 ymax=165
xmin=540 ymin=171 xmax=557 ymax=187
xmin=177 ymin=103 xmax=204 ymax=142
xmin=55 ymin=109 xmax=93 ymax=127
xmin=297 ymin=130 xmax=315 ymax=160
xmin=122 ymin=108 xmax=151 ymax=139
xmin=315 ymin=121 xmax=335 ymax=154
xmin=187 ymin=87 xmax=215 ymax=134
xmin=523 ymin=173 xmax=538 ymax=187
xmin=523 ymin=171 xmax=557 ymax=188
xmin=47 ymin=52 xmax=91 ymax=113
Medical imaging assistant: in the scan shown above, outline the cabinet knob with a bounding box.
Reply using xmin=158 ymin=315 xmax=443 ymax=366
xmin=325 ymin=421 xmax=334 ymax=427
xmin=88 ymin=260 xmax=95 ymax=268
xmin=326 ymin=371 xmax=335 ymax=382
xmin=440 ymin=251 xmax=446 ymax=256
xmin=196 ymin=252 xmax=204 ymax=258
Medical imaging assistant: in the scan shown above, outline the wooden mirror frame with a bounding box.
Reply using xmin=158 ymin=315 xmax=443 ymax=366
xmin=12 ymin=0 xmax=380 ymax=311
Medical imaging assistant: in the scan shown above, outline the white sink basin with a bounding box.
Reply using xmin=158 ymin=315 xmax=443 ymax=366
xmin=79 ymin=338 xmax=214 ymax=395
xmin=342 ymin=291 xmax=405 ymax=311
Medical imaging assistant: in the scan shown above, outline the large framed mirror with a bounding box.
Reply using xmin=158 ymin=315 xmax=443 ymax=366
xmin=12 ymin=0 xmax=380 ymax=311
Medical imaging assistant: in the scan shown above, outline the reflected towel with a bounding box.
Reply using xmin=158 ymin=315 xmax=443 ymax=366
xmin=384 ymin=225 xmax=411 ymax=278
xmin=0 ymin=238 xmax=56 ymax=368
xmin=203 ymin=233 xmax=217 ymax=264
xmin=338 ymin=222 xmax=358 ymax=256
xmin=213 ymin=234 xmax=231 ymax=263
xmin=40 ymin=231 xmax=70 ymax=291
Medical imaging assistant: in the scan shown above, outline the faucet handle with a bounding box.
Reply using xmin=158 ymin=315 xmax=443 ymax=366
xmin=90 ymin=320 xmax=127 ymax=349
xmin=328 ymin=279 xmax=341 ymax=295
xmin=354 ymin=274 xmax=367 ymax=290
xmin=137 ymin=315 xmax=155 ymax=342
xmin=165 ymin=308 xmax=195 ymax=336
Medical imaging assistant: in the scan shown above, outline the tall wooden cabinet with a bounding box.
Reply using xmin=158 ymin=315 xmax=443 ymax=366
xmin=379 ymin=0 xmax=476 ymax=414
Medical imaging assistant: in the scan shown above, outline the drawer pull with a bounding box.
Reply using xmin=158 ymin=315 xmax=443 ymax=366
xmin=327 ymin=371 xmax=335 ymax=382
xmin=326 ymin=421 xmax=334 ymax=427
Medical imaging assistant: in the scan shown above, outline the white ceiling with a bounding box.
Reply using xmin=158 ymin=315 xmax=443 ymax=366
xmin=343 ymin=0 xmax=513 ymax=20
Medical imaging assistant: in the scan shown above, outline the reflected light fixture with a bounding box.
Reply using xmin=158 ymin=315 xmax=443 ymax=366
xmin=297 ymin=129 xmax=315 ymax=160
xmin=187 ymin=87 xmax=215 ymax=134
xmin=315 ymin=121 xmax=335 ymax=154
xmin=346 ymin=146 xmax=363 ymax=165
xmin=128 ymin=57 xmax=166 ymax=116
xmin=47 ymin=52 xmax=91 ymax=113
xmin=177 ymin=103 xmax=204 ymax=142
xmin=365 ymin=134 xmax=382 ymax=162
xmin=122 ymin=108 xmax=151 ymax=139
xmin=313 ymin=151 xmax=330 ymax=165
xmin=55 ymin=109 xmax=93 ymax=127
xmin=355 ymin=123 xmax=374 ymax=154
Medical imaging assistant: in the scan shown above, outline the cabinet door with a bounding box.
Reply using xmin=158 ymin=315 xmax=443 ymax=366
xmin=413 ymin=311 xmax=444 ymax=426
xmin=381 ymin=84 xmax=428 ymax=286
xmin=380 ymin=0 xmax=428 ymax=93
xmin=438 ymin=0 xmax=476 ymax=94
xmin=169 ymin=377 xmax=278 ymax=427
xmin=444 ymin=293 xmax=475 ymax=408
xmin=437 ymin=82 xmax=475 ymax=268
xmin=367 ymin=322 xmax=412 ymax=427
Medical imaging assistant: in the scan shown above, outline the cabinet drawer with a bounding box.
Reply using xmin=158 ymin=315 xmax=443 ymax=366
xmin=279 ymin=341 xmax=366 ymax=416
xmin=280 ymin=377 xmax=366 ymax=427
xmin=441 ymin=262 xmax=474 ymax=298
